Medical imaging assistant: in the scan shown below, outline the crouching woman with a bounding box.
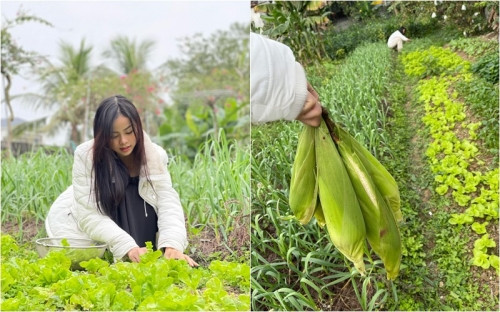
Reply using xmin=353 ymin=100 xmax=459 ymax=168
xmin=45 ymin=95 xmax=197 ymax=266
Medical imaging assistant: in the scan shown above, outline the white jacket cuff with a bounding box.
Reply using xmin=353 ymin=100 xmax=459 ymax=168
xmin=109 ymin=236 xmax=138 ymax=260
xmin=283 ymin=62 xmax=308 ymax=120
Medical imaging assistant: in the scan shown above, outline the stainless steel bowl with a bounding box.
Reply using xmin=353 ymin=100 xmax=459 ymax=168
xmin=35 ymin=237 xmax=107 ymax=269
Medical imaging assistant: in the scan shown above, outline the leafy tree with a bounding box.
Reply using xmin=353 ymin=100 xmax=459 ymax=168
xmin=329 ymin=1 xmax=381 ymax=21
xmin=159 ymin=23 xmax=249 ymax=158
xmin=164 ymin=23 xmax=249 ymax=101
xmin=1 ymin=9 xmax=51 ymax=157
xmin=387 ymin=1 xmax=497 ymax=36
xmin=252 ymin=1 xmax=329 ymax=65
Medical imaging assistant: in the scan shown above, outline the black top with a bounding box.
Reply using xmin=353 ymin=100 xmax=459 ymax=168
xmin=111 ymin=176 xmax=158 ymax=250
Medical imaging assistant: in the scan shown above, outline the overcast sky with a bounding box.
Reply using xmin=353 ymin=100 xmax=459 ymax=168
xmin=1 ymin=0 xmax=250 ymax=121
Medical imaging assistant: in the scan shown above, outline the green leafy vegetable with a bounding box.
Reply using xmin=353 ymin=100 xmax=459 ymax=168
xmin=0 ymin=234 xmax=250 ymax=311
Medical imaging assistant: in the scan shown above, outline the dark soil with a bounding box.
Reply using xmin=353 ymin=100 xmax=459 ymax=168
xmin=1 ymin=218 xmax=44 ymax=244
xmin=329 ymin=280 xmax=367 ymax=311
xmin=188 ymin=212 xmax=250 ymax=266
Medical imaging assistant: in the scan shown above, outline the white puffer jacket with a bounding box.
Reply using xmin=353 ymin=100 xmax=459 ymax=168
xmin=250 ymin=33 xmax=308 ymax=123
xmin=45 ymin=133 xmax=188 ymax=259
xmin=387 ymin=30 xmax=409 ymax=48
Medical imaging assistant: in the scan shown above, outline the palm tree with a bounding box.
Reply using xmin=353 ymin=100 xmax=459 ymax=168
xmin=23 ymin=39 xmax=94 ymax=144
xmin=103 ymin=36 xmax=155 ymax=74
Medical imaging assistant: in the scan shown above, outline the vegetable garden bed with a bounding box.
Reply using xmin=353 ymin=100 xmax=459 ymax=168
xmin=1 ymin=234 xmax=250 ymax=311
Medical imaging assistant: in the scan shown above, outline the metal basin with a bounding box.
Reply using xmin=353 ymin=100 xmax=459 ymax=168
xmin=35 ymin=237 xmax=107 ymax=270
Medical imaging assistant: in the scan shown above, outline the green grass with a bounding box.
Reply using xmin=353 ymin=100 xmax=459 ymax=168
xmin=250 ymin=43 xmax=399 ymax=310
xmin=250 ymin=122 xmax=387 ymax=311
xmin=251 ymin=33 xmax=499 ymax=311
xmin=455 ymin=76 xmax=499 ymax=155
xmin=1 ymin=131 xmax=251 ymax=311
xmin=382 ymin=37 xmax=499 ymax=310
xmin=317 ymin=42 xmax=392 ymax=157
xmin=448 ymin=37 xmax=498 ymax=58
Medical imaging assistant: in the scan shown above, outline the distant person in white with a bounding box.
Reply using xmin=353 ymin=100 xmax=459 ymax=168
xmin=387 ymin=27 xmax=410 ymax=52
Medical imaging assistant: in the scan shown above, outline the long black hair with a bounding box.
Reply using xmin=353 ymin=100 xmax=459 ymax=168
xmin=91 ymin=95 xmax=150 ymax=217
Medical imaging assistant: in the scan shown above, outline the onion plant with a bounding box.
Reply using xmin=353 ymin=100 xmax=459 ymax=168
xmin=318 ymin=42 xmax=392 ymax=158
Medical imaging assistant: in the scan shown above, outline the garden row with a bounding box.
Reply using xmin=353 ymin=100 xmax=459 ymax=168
xmin=250 ymin=33 xmax=499 ymax=311
xmin=1 ymin=131 xmax=252 ymax=311
xmin=0 ymin=131 xmax=250 ymax=264
xmin=388 ymin=35 xmax=499 ymax=310
xmin=401 ymin=44 xmax=499 ymax=272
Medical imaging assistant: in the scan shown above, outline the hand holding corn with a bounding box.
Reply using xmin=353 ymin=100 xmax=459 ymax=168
xmin=296 ymin=83 xmax=322 ymax=127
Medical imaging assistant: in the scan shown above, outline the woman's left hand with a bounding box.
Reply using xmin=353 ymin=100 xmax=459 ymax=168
xmin=164 ymin=247 xmax=199 ymax=267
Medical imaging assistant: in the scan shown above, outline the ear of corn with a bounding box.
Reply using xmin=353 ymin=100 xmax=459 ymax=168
xmin=336 ymin=126 xmax=403 ymax=223
xmin=289 ymin=125 xmax=318 ymax=224
xmin=335 ymin=125 xmax=402 ymax=280
xmin=316 ymin=120 xmax=366 ymax=275
xmin=287 ymin=113 xmax=402 ymax=280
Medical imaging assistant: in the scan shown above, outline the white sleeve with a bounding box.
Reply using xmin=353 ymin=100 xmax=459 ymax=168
xmin=154 ymin=147 xmax=188 ymax=252
xmin=70 ymin=142 xmax=138 ymax=259
xmin=398 ymin=31 xmax=409 ymax=41
xmin=250 ymin=33 xmax=308 ymax=123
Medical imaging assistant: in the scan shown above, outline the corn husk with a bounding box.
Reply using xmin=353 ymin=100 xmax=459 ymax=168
xmin=337 ymin=126 xmax=403 ymax=223
xmin=289 ymin=125 xmax=318 ymax=224
xmin=314 ymin=199 xmax=326 ymax=228
xmin=316 ymin=120 xmax=366 ymax=275
xmin=335 ymin=124 xmax=402 ymax=280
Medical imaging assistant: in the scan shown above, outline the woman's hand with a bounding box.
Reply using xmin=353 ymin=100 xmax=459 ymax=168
xmin=164 ymin=247 xmax=199 ymax=267
xmin=296 ymin=83 xmax=322 ymax=127
xmin=127 ymin=247 xmax=147 ymax=262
